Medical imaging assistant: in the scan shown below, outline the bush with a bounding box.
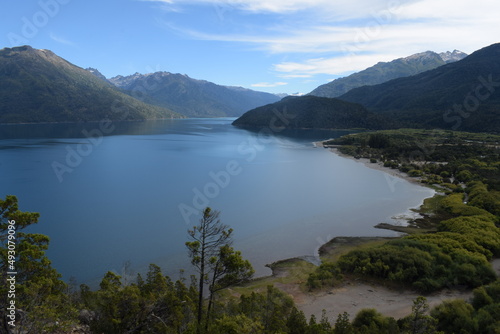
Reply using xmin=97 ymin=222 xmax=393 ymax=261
xmin=307 ymin=263 xmax=343 ymax=290
xmin=368 ymin=134 xmax=391 ymax=149
xmin=438 ymin=216 xmax=500 ymax=256
xmin=336 ymin=224 xmax=498 ymax=292
xmin=408 ymin=169 xmax=423 ymax=177
xmin=384 ymin=161 xmax=399 ymax=169
xmin=352 ymin=308 xmax=398 ymax=333
xmin=431 ymin=300 xmax=477 ymax=334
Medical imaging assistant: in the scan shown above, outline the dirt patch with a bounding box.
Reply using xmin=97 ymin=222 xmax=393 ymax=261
xmin=492 ymin=258 xmax=500 ymax=276
xmin=287 ymin=280 xmax=473 ymax=322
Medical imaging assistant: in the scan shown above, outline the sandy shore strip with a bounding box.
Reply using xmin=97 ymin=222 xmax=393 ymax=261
xmin=314 ymin=140 xmax=425 ymax=186
xmin=284 ymin=280 xmax=473 ymax=322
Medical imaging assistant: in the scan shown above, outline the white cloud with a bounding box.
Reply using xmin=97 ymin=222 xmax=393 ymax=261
xmin=274 ymin=53 xmax=403 ymax=77
xmin=49 ymin=33 xmax=76 ymax=46
xmin=278 ymin=74 xmax=313 ymax=78
xmin=145 ymin=0 xmax=345 ymax=14
xmin=150 ymin=0 xmax=500 ymax=77
xmin=251 ymin=81 xmax=288 ymax=87
xmin=149 ymin=0 xmax=407 ymax=17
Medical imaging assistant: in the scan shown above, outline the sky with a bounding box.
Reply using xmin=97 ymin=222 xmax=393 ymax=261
xmin=1 ymin=0 xmax=499 ymax=94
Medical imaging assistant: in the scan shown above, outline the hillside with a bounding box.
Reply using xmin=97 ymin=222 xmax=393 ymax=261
xmin=309 ymin=50 xmax=467 ymax=98
xmin=109 ymin=72 xmax=280 ymax=117
xmin=232 ymin=95 xmax=394 ymax=130
xmin=0 ymin=46 xmax=181 ymax=123
xmin=338 ymin=43 xmax=500 ymax=132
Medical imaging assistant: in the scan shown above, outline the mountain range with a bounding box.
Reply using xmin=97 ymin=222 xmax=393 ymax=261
xmin=234 ymin=43 xmax=500 ymax=133
xmin=0 ymin=46 xmax=279 ymax=123
xmin=2 ymin=43 xmax=498 ymax=132
xmin=107 ymin=72 xmax=280 ymax=118
xmin=339 ymin=43 xmax=500 ymax=132
xmin=0 ymin=46 xmax=181 ymax=123
xmin=309 ymin=50 xmax=467 ymax=98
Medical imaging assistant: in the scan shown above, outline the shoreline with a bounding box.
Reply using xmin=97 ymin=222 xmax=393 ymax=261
xmin=313 ymin=140 xmax=426 ymax=187
xmin=0 ymin=117 xmax=188 ymax=126
xmin=314 ymin=139 xmax=436 ymax=228
xmin=261 ymin=139 xmax=437 ymax=272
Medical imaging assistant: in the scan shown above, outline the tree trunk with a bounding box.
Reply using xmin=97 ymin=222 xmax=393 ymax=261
xmin=205 ymin=288 xmax=214 ymax=332
xmin=205 ymin=263 xmax=220 ymax=332
xmin=197 ymin=269 xmax=203 ymax=324
xmin=196 ymin=228 xmax=206 ymax=334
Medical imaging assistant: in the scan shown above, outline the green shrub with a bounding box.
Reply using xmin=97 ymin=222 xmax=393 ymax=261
xmin=408 ymin=169 xmax=423 ymax=177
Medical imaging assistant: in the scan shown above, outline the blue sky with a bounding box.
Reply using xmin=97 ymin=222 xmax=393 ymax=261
xmin=1 ymin=0 xmax=499 ymax=94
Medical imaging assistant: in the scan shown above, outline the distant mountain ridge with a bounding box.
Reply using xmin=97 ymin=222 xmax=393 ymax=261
xmin=309 ymin=50 xmax=467 ymax=98
xmin=232 ymin=95 xmax=394 ymax=130
xmin=85 ymin=67 xmax=108 ymax=82
xmin=338 ymin=43 xmax=500 ymax=132
xmin=0 ymin=46 xmax=182 ymax=123
xmin=439 ymin=50 xmax=468 ymax=63
xmin=108 ymin=71 xmax=280 ymax=118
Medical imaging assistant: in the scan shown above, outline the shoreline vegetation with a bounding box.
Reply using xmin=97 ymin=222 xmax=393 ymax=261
xmin=1 ymin=128 xmax=499 ymax=333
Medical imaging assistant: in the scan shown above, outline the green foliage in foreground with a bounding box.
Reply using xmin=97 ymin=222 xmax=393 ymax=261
xmin=78 ymin=266 xmax=198 ymax=333
xmin=337 ymin=233 xmax=496 ymax=292
xmin=0 ymin=195 xmax=77 ymax=333
xmin=430 ymin=280 xmax=500 ymax=333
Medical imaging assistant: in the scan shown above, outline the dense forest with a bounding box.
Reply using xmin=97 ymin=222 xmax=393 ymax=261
xmin=232 ymin=95 xmax=394 ymax=130
xmin=1 ymin=129 xmax=499 ymax=333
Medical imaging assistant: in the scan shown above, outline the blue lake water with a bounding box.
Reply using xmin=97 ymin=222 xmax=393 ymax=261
xmin=0 ymin=118 xmax=434 ymax=284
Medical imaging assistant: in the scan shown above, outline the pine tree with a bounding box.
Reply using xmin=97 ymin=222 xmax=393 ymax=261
xmin=185 ymin=207 xmax=232 ymax=331
xmin=0 ymin=195 xmax=76 ymax=332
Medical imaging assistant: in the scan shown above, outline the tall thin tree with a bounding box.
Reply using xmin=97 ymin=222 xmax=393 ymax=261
xmin=185 ymin=207 xmax=233 ymax=330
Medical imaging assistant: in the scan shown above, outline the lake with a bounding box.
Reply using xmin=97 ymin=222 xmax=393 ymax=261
xmin=0 ymin=118 xmax=434 ymax=284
